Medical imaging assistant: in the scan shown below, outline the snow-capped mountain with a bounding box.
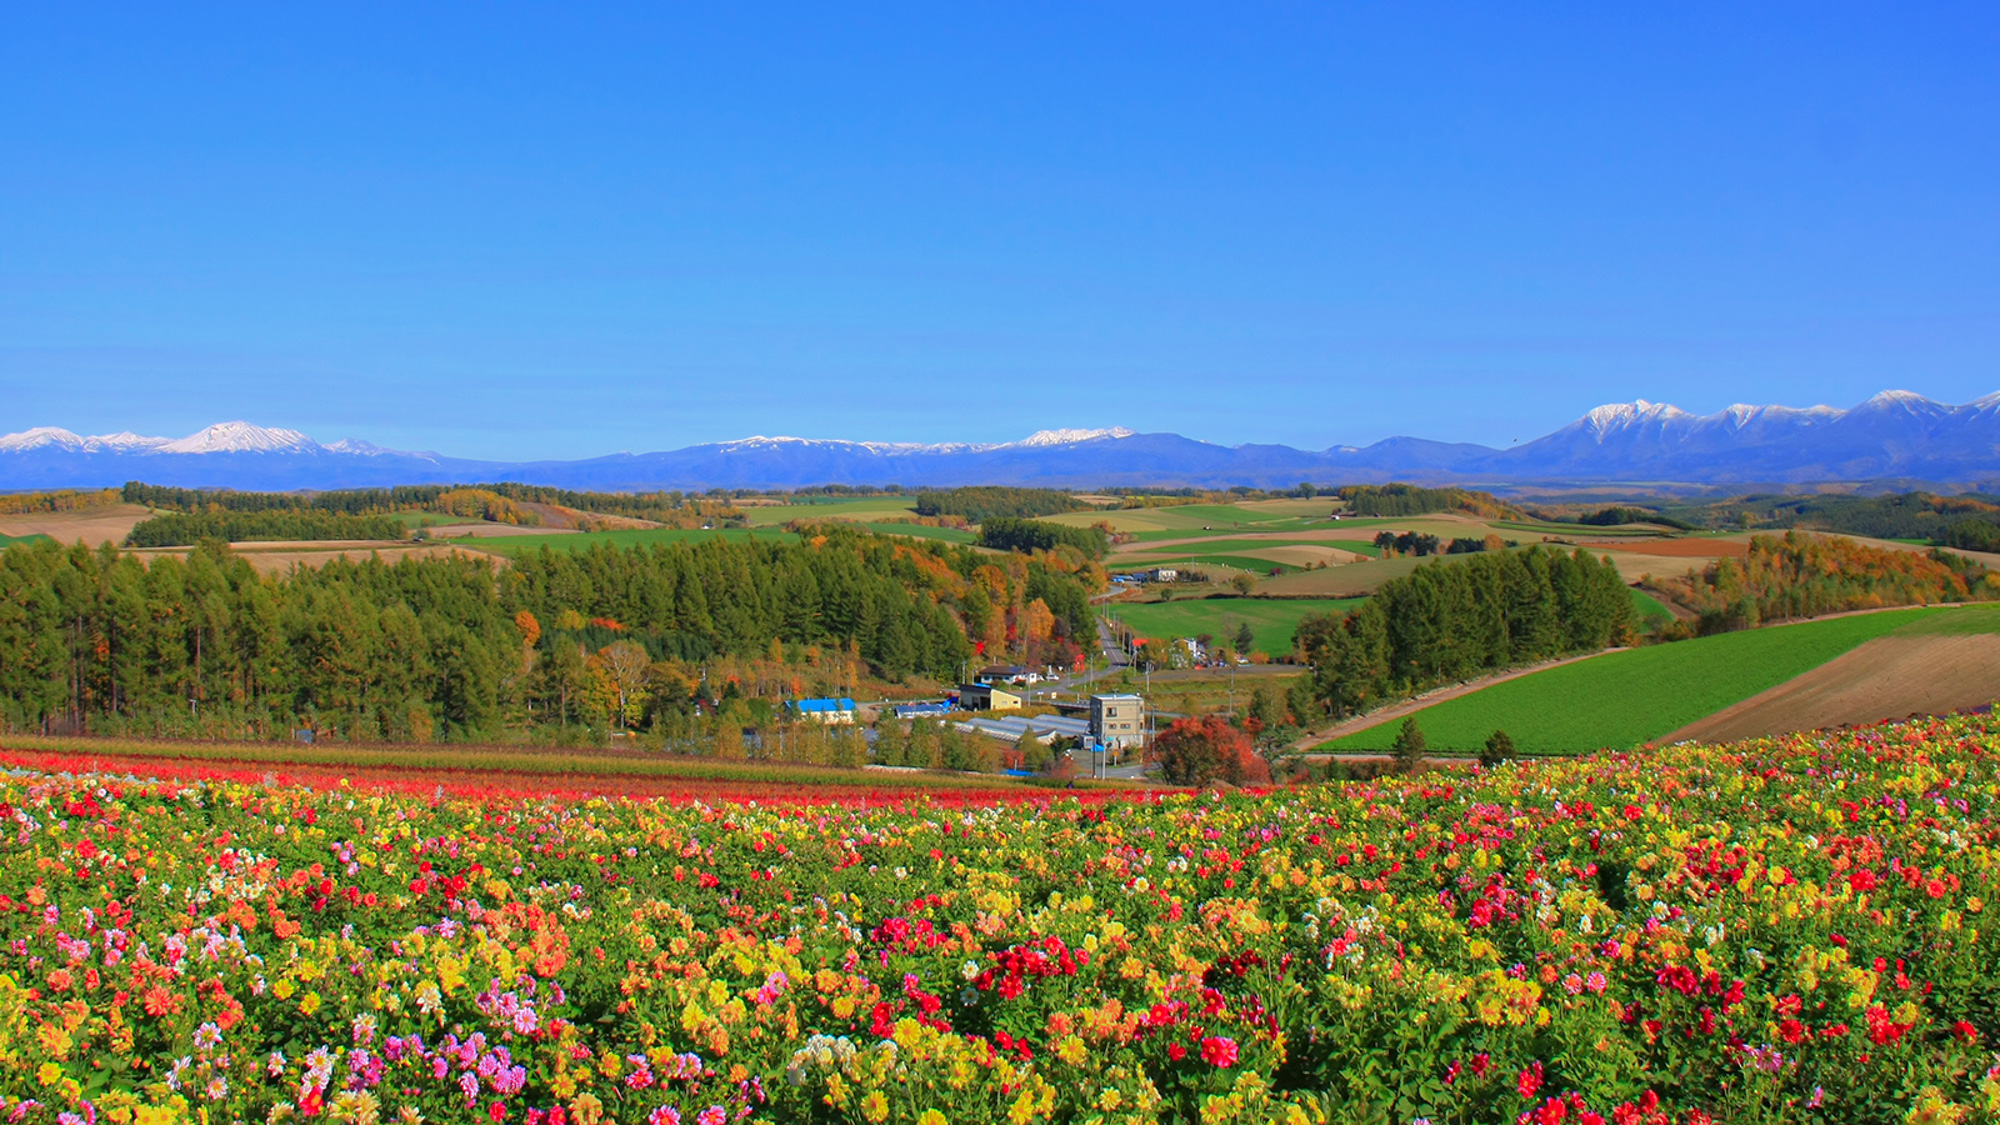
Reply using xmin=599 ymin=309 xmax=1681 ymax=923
xmin=1 ymin=393 xmax=1996 ymax=491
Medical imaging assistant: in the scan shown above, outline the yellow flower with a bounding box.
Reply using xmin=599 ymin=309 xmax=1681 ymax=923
xmin=860 ymin=1091 xmax=889 ymax=1124
xmin=1055 ymin=1035 xmax=1088 ymax=1065
xmin=36 ymin=1062 xmax=60 ymax=1087
xmin=917 ymin=1112 xmax=948 ymax=1125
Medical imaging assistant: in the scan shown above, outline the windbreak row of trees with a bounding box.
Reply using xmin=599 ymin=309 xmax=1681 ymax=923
xmin=977 ymin=517 xmax=1109 ymax=559
xmin=1336 ymin=484 xmax=1521 ymax=520
xmin=913 ymin=487 xmax=1084 ymax=522
xmin=0 ymin=525 xmax=1096 ymax=741
xmin=123 ymin=510 xmax=408 ymax=547
xmin=119 ymin=480 xmax=744 ymax=527
xmin=1295 ymin=545 xmax=1634 ymax=720
xmin=0 ymin=488 xmax=122 ymax=515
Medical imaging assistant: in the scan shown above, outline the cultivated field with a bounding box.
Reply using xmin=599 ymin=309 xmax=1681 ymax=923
xmin=2 ymin=716 xmax=1994 ymax=1122
xmin=1319 ymin=605 xmax=1962 ymax=754
xmin=1662 ymin=604 xmax=2000 ymax=743
xmin=1104 ymin=595 xmax=1365 ymax=655
xmin=0 ymin=502 xmax=155 ymax=546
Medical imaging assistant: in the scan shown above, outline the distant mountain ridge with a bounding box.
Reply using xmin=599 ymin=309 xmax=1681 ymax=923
xmin=3 ymin=392 xmax=1996 ymax=492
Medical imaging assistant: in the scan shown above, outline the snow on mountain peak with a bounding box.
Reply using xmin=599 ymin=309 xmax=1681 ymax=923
xmin=158 ymin=421 xmax=318 ymax=455
xmin=1578 ymin=400 xmax=1688 ymax=434
xmin=0 ymin=427 xmax=87 ymax=452
xmin=1015 ymin=427 xmax=1135 ymax=447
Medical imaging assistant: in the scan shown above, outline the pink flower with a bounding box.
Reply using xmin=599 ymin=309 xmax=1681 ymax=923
xmin=1200 ymin=1036 xmax=1239 ymax=1067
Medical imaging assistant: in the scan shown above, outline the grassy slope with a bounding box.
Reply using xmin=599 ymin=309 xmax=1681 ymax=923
xmin=0 ymin=533 xmax=54 ymax=548
xmin=1321 ymin=607 xmax=1945 ymax=755
xmin=1104 ymin=596 xmax=1364 ymax=656
xmin=1631 ymin=588 xmax=1676 ymax=625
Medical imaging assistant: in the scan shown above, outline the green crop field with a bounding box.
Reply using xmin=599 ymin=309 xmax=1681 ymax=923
xmin=861 ymin=521 xmax=978 ymax=544
xmin=0 ymin=533 xmax=54 ymax=548
xmin=740 ymin=496 xmax=922 ymax=527
xmin=1104 ymin=596 xmax=1364 ymax=656
xmin=1891 ymin=602 xmax=2000 ymax=636
xmin=1149 ymin=554 xmax=1305 ymax=575
xmin=1320 ymin=607 xmax=1947 ymax=755
xmin=465 ymin=526 xmax=798 ymax=558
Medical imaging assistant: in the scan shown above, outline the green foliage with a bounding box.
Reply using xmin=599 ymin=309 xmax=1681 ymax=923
xmin=1323 ymin=606 xmax=1959 ymax=754
xmin=1296 ymin=545 xmax=1633 ymax=717
xmin=1480 ymin=728 xmax=1514 ymax=768
xmin=1572 ymin=505 xmax=1696 ymax=530
xmin=120 ymin=479 xmax=740 ymax=524
xmin=977 ymin=517 xmax=1109 ymax=558
xmin=124 ymin=509 xmax=407 ymax=546
xmin=0 ymin=524 xmax=1073 ymax=740
xmin=1653 ymin=489 xmax=2000 ymax=539
xmin=913 ymin=487 xmax=1085 ymax=523
xmin=1390 ymin=716 xmax=1427 ymax=772
xmin=1337 ymin=483 xmax=1521 ymax=519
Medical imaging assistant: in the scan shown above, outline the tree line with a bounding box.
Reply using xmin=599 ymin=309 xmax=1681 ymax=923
xmin=1337 ymin=483 xmax=1522 ymax=519
xmin=1649 ymin=531 xmax=1996 ymax=632
xmin=0 ymin=525 xmax=1098 ymax=742
xmin=977 ymin=517 xmax=1109 ymax=559
xmin=119 ymin=480 xmax=745 ymax=527
xmin=124 ymin=510 xmax=409 ymax=547
xmin=913 ymin=487 xmax=1085 ymax=523
xmin=0 ymin=488 xmax=122 ymax=516
xmin=1295 ymin=545 xmax=1634 ymax=719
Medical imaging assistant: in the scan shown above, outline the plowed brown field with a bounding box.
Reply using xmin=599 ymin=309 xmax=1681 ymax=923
xmin=1662 ymin=633 xmax=2000 ymax=744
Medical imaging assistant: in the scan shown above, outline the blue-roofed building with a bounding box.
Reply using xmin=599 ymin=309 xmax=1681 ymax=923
xmin=786 ymin=697 xmax=856 ymax=725
xmin=892 ymin=701 xmax=956 ymax=721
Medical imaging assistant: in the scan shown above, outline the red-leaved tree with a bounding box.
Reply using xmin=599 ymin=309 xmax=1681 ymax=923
xmin=1148 ymin=715 xmax=1271 ymax=787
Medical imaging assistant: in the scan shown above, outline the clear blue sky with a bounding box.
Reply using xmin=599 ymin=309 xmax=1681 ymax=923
xmin=2 ymin=5 xmax=1996 ymax=460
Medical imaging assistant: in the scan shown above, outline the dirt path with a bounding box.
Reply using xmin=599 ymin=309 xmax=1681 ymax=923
xmin=1660 ymin=633 xmax=2000 ymax=744
xmin=1289 ymin=649 xmax=1629 ymax=751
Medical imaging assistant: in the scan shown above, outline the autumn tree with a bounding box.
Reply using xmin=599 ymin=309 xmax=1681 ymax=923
xmin=596 ymin=640 xmax=652 ymax=730
xmin=1149 ymin=715 xmax=1269 ymax=787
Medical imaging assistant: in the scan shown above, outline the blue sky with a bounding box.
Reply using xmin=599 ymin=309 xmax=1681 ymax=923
xmin=2 ymin=5 xmax=1996 ymax=460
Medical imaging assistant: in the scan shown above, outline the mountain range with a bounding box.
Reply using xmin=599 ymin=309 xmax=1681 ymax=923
xmin=3 ymin=391 xmax=1997 ymax=493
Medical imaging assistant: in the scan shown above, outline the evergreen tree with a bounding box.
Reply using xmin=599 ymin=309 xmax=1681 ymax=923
xmin=1481 ymin=729 xmax=1514 ymax=768
xmin=1391 ymin=716 xmax=1427 ymax=774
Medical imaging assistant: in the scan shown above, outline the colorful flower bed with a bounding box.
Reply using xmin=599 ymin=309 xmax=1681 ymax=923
xmin=0 ymin=716 xmax=1997 ymax=1123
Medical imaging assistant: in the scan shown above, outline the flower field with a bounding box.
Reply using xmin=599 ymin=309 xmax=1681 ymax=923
xmin=2 ymin=717 xmax=1998 ymax=1124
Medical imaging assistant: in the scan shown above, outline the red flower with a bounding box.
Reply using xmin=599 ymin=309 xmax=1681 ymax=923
xmin=1954 ymin=1020 xmax=1979 ymax=1044
xmin=1200 ymin=1036 xmax=1239 ymax=1067
xmin=1518 ymin=1061 xmax=1544 ymax=1099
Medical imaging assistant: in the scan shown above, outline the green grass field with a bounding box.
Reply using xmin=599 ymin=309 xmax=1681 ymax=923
xmin=1153 ymin=554 xmax=1305 ymax=575
xmin=1105 ymin=596 xmax=1364 ymax=656
xmin=466 ymin=526 xmax=798 ymax=557
xmin=0 ymin=533 xmax=54 ymax=548
xmin=1630 ymin=588 xmax=1676 ymax=626
xmin=860 ymin=521 xmax=978 ymax=544
xmin=1320 ymin=607 xmax=1947 ymax=755
xmin=740 ymin=496 xmax=922 ymax=527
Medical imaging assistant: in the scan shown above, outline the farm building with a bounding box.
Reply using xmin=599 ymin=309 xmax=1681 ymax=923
xmin=958 ymin=682 xmax=1023 ymax=711
xmin=891 ymin=701 xmax=956 ymax=721
xmin=978 ymin=664 xmax=1040 ymax=684
xmin=1147 ymin=568 xmax=1178 ymax=583
xmin=1090 ymin=693 xmax=1146 ymax=749
xmin=954 ymin=713 xmax=1092 ymax=746
xmin=786 ymin=697 xmax=856 ymax=724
